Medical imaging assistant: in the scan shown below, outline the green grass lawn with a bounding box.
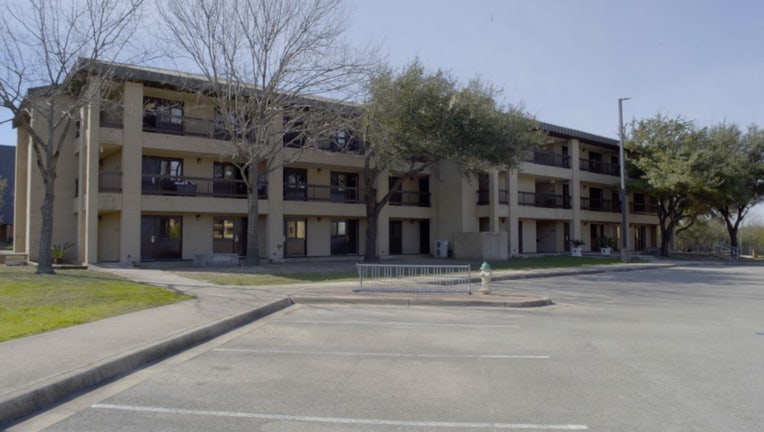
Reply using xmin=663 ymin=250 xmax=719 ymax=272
xmin=176 ymin=255 xmax=635 ymax=286
xmin=0 ymin=266 xmax=194 ymax=342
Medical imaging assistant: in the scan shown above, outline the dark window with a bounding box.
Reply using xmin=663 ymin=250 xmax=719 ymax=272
xmin=141 ymin=215 xmax=182 ymax=260
xmin=284 ymin=168 xmax=308 ymax=200
xmin=330 ymin=171 xmax=359 ymax=202
xmin=142 ymin=156 xmax=184 ymax=194
xmin=143 ymin=97 xmax=184 ymax=132
xmin=389 ymin=176 xmax=402 ymax=205
xmin=283 ymin=116 xmax=306 ymax=147
xmin=285 ymin=219 xmax=307 ymax=257
xmin=330 ymin=130 xmax=360 ymax=152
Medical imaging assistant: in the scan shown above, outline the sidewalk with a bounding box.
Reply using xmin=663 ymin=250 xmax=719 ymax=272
xmin=0 ymin=260 xmax=678 ymax=427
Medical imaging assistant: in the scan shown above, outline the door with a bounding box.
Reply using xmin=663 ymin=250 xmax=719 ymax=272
xmin=285 ymin=219 xmax=307 ymax=257
xmin=589 ymin=187 xmax=603 ymax=210
xmin=561 ymin=145 xmax=570 ymax=167
xmin=213 ymin=217 xmax=247 ymax=256
xmin=419 ymin=219 xmax=430 ymax=254
xmin=141 ymin=215 xmax=182 ymax=260
xmin=562 ymin=183 xmax=571 ymax=208
xmin=284 ymin=168 xmax=308 ymax=200
xmin=418 ymin=177 xmax=430 ymax=206
xmin=564 ymin=222 xmax=570 ymax=252
xmin=389 ymin=220 xmax=402 ymax=254
xmin=331 ymin=220 xmax=358 ymax=255
xmin=590 ymin=224 xmax=604 ymax=251
xmin=518 ymin=221 xmax=524 ymax=254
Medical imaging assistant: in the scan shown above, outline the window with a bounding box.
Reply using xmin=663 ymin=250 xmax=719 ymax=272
xmin=284 ymin=168 xmax=308 ymax=200
xmin=213 ymin=110 xmax=250 ymax=140
xmin=389 ymin=176 xmax=402 ymax=205
xmin=330 ymin=130 xmax=360 ymax=152
xmin=330 ymin=171 xmax=358 ymax=202
xmin=142 ymin=156 xmax=183 ymax=194
xmin=143 ymin=97 xmax=184 ymax=132
xmin=283 ymin=116 xmax=306 ymax=147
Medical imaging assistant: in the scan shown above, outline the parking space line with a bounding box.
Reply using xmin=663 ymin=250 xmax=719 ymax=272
xmin=279 ymin=320 xmax=520 ymax=328
xmin=213 ymin=348 xmax=549 ymax=359
xmin=92 ymin=403 xmax=586 ymax=430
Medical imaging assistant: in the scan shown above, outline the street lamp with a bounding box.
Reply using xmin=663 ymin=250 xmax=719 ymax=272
xmin=618 ymin=97 xmax=630 ymax=262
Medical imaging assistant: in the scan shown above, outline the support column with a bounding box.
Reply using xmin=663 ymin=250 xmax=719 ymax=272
xmin=119 ymin=82 xmax=143 ymax=264
xmin=570 ymin=138 xmax=582 ymax=242
xmin=266 ymin=161 xmax=285 ymax=263
xmin=377 ymin=173 xmax=390 ymax=258
xmin=508 ymin=169 xmax=519 ymax=256
xmin=488 ymin=171 xmax=500 ymax=231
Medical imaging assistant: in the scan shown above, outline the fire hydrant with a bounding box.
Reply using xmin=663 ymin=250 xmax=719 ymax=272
xmin=479 ymin=261 xmax=492 ymax=294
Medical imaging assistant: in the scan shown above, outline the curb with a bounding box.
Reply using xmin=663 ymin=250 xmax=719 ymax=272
xmin=290 ymin=295 xmax=553 ymax=308
xmin=0 ymin=298 xmax=293 ymax=428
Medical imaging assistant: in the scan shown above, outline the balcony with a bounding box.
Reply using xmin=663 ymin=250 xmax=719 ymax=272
xmin=99 ymin=109 xmax=123 ymax=128
xmin=99 ymin=171 xmax=122 ymax=192
xmin=525 ymin=150 xmax=570 ymax=168
xmin=390 ymin=190 xmax=431 ymax=207
xmin=518 ymin=192 xmax=571 ymax=208
xmin=630 ymin=202 xmax=658 ymax=215
xmin=476 ymin=189 xmax=508 ymax=205
xmin=581 ymin=197 xmax=620 ymax=212
xmin=580 ymin=158 xmax=619 ymax=176
xmin=141 ymin=174 xmax=267 ymax=199
xmin=284 ymin=184 xmax=363 ymax=203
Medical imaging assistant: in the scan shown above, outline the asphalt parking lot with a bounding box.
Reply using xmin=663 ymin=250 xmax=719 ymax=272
xmin=13 ymin=265 xmax=764 ymax=431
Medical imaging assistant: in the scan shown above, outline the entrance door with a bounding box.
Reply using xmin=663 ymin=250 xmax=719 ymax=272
xmin=518 ymin=221 xmax=524 ymax=254
xmin=419 ymin=219 xmax=430 ymax=254
xmin=331 ymin=220 xmax=358 ymax=255
xmin=213 ymin=217 xmax=247 ymax=256
xmin=285 ymin=219 xmax=307 ymax=257
xmin=141 ymin=215 xmax=182 ymax=260
xmin=389 ymin=220 xmax=402 ymax=254
xmin=590 ymin=224 xmax=604 ymax=251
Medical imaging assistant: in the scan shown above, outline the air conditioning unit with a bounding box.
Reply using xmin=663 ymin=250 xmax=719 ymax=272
xmin=434 ymin=240 xmax=449 ymax=258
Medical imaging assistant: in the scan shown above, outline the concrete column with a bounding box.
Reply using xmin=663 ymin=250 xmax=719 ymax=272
xmin=488 ymin=171 xmax=500 ymax=231
xmin=570 ymin=138 xmax=582 ymax=242
xmin=508 ymin=169 xmax=519 ymax=256
xmin=13 ymin=129 xmax=29 ymax=254
xmin=119 ymin=82 xmax=143 ymax=264
xmin=266 ymin=161 xmax=285 ymax=262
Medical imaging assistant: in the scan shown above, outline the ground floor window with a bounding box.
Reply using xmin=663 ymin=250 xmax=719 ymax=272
xmin=141 ymin=215 xmax=182 ymax=260
xmin=285 ymin=218 xmax=307 ymax=257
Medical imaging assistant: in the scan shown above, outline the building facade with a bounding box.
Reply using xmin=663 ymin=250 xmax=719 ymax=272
xmin=0 ymin=145 xmax=14 ymax=244
xmin=14 ymin=63 xmax=658 ymax=264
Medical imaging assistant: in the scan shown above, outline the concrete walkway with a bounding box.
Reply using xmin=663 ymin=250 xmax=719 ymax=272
xmin=0 ymin=260 xmax=678 ymax=427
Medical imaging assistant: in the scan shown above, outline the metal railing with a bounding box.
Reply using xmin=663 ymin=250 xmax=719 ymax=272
xmin=141 ymin=174 xmax=267 ymax=199
xmin=581 ymin=197 xmax=620 ymax=212
xmin=518 ymin=192 xmax=571 ymax=208
xmin=142 ymin=113 xmax=222 ymax=139
xmin=579 ymin=158 xmax=620 ymax=176
xmin=525 ymin=150 xmax=571 ymax=168
xmin=284 ymin=184 xmax=362 ymax=203
xmin=355 ymin=263 xmax=471 ymax=293
xmin=389 ymin=190 xmax=431 ymax=207
xmin=630 ymin=202 xmax=658 ymax=214
xmin=715 ymin=244 xmax=739 ymax=260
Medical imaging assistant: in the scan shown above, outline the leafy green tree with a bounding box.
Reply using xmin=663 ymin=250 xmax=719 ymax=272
xmin=627 ymin=114 xmax=708 ymax=257
xmin=696 ymin=123 xmax=764 ymax=252
xmin=359 ymin=61 xmax=546 ymax=261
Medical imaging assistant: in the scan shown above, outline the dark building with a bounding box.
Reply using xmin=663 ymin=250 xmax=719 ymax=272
xmin=0 ymin=145 xmax=15 ymax=243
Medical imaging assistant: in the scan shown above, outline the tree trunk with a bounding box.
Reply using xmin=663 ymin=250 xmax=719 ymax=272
xmin=363 ymin=206 xmax=379 ymax=263
xmin=37 ymin=175 xmax=55 ymax=274
xmin=245 ymin=163 xmax=261 ymax=266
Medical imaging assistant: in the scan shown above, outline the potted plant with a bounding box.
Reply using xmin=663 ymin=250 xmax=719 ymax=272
xmin=51 ymin=242 xmax=74 ymax=265
xmin=569 ymin=239 xmax=585 ymax=257
xmin=599 ymin=236 xmax=615 ymax=256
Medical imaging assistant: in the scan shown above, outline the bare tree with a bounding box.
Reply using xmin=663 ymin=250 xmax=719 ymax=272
xmin=157 ymin=0 xmax=373 ymax=265
xmin=0 ymin=0 xmax=144 ymax=273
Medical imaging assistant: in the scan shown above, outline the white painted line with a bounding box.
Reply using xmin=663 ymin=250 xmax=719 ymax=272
xmin=280 ymin=320 xmax=520 ymax=328
xmin=213 ymin=348 xmax=549 ymax=359
xmin=92 ymin=404 xmax=586 ymax=430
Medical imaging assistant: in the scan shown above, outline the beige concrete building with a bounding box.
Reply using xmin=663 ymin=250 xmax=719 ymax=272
xmin=14 ymin=62 xmax=658 ymax=264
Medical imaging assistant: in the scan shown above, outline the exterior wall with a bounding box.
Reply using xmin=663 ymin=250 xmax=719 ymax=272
xmin=13 ymin=63 xmax=660 ymax=264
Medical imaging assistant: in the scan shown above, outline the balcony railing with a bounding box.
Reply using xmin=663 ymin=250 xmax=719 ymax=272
xmin=141 ymin=174 xmax=267 ymax=199
xmin=390 ymin=190 xmax=431 ymax=207
xmin=99 ymin=109 xmax=123 ymax=128
xmin=284 ymin=184 xmax=363 ymax=203
xmin=581 ymin=197 xmax=620 ymax=212
xmin=476 ymin=189 xmax=509 ymax=205
xmin=99 ymin=171 xmax=122 ymax=192
xmin=630 ymin=202 xmax=658 ymax=214
xmin=579 ymin=158 xmax=620 ymax=176
xmin=518 ymin=192 xmax=571 ymax=208
xmin=525 ymin=150 xmax=571 ymax=168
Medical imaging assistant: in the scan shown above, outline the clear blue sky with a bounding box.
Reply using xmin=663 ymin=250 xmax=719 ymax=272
xmin=344 ymin=0 xmax=763 ymax=139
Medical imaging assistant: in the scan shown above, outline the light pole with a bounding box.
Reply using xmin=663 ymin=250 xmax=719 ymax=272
xmin=618 ymin=97 xmax=630 ymax=262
